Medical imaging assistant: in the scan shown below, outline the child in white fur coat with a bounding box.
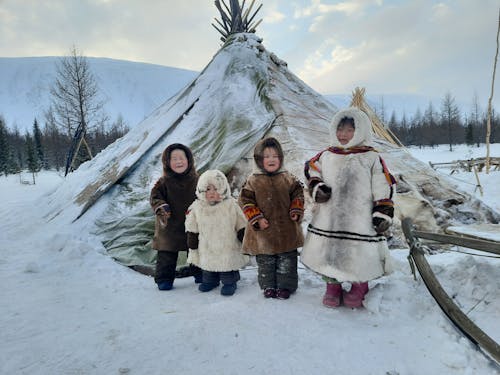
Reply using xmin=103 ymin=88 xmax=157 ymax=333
xmin=301 ymin=107 xmax=396 ymax=308
xmin=186 ymin=169 xmax=249 ymax=296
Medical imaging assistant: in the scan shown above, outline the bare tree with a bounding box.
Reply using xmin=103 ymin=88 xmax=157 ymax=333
xmin=440 ymin=91 xmax=461 ymax=151
xmin=470 ymin=92 xmax=482 ymax=146
xmin=50 ymin=46 xmax=107 ymax=173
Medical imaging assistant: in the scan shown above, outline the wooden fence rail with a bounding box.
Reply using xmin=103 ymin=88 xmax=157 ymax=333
xmin=402 ymin=218 xmax=500 ymax=365
xmin=429 ymin=157 xmax=500 ymax=173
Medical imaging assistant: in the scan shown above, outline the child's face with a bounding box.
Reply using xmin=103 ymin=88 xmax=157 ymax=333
xmin=262 ymin=147 xmax=280 ymax=173
xmin=169 ymin=149 xmax=188 ymax=174
xmin=336 ymin=124 xmax=355 ymax=145
xmin=205 ymin=184 xmax=222 ymax=204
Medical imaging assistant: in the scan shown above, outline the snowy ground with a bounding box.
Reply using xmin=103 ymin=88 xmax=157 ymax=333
xmin=1 ymin=144 xmax=499 ymax=375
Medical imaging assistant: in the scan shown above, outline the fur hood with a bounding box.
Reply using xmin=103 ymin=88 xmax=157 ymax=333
xmin=195 ymin=169 xmax=231 ymax=201
xmin=329 ymin=107 xmax=372 ymax=148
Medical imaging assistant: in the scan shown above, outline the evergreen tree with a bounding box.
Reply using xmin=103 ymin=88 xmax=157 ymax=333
xmin=10 ymin=126 xmax=25 ymax=172
xmin=33 ymin=118 xmax=45 ymax=169
xmin=0 ymin=117 xmax=10 ymax=175
xmin=465 ymin=120 xmax=474 ymax=145
xmin=43 ymin=109 xmax=68 ymax=171
xmin=25 ymin=132 xmax=38 ymax=184
xmin=424 ymin=101 xmax=439 ymax=146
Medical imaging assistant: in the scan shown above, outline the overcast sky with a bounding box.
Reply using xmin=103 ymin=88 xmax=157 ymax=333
xmin=1 ymin=0 xmax=499 ymax=109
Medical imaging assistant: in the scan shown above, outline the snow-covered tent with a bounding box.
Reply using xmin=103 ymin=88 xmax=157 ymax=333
xmin=44 ymin=17 xmax=499 ymax=269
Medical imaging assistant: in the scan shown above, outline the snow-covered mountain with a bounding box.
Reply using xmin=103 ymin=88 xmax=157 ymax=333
xmin=1 ymin=56 xmax=471 ymax=133
xmin=0 ymin=57 xmax=198 ymax=131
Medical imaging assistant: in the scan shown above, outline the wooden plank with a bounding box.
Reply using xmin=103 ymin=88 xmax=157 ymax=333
xmin=413 ymin=230 xmax=500 ymax=255
xmin=446 ymin=224 xmax=500 ymax=243
xmin=402 ymin=218 xmax=500 ymax=365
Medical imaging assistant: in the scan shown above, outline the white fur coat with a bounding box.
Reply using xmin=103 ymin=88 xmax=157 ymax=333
xmin=186 ymin=170 xmax=249 ymax=272
xmin=300 ymin=108 xmax=395 ymax=282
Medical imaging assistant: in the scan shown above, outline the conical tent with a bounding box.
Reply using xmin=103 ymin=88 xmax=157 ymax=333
xmin=44 ymin=28 xmax=499 ymax=269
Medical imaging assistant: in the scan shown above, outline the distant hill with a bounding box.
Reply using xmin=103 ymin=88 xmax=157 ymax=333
xmin=0 ymin=57 xmax=474 ymax=133
xmin=0 ymin=57 xmax=198 ymax=132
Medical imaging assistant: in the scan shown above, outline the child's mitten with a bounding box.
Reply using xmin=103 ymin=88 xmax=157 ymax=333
xmin=155 ymin=204 xmax=171 ymax=227
xmin=187 ymin=232 xmax=199 ymax=249
xmin=372 ymin=202 xmax=393 ymax=234
xmin=372 ymin=217 xmax=391 ymax=234
xmin=314 ymin=184 xmax=332 ymax=203
xmin=237 ymin=228 xmax=245 ymax=242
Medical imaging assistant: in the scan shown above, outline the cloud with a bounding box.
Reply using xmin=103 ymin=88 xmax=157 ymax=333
xmin=0 ymin=0 xmax=499 ymax=109
xmin=293 ymin=0 xmax=364 ymax=18
xmin=281 ymin=0 xmax=499 ymax=106
xmin=264 ymin=9 xmax=286 ymax=24
xmin=0 ymin=0 xmax=221 ymax=70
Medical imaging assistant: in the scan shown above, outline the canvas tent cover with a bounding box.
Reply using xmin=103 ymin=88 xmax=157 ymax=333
xmin=44 ymin=33 xmax=499 ymax=268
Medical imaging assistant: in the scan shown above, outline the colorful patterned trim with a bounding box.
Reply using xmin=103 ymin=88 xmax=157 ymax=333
xmin=328 ymin=146 xmax=375 ymax=154
xmin=304 ymin=150 xmax=327 ymax=179
xmin=242 ymin=203 xmax=264 ymax=224
xmin=305 ymin=146 xmax=375 ymax=179
xmin=378 ymin=157 xmax=397 ymax=186
xmin=289 ymin=197 xmax=304 ymax=215
xmin=373 ymin=199 xmax=394 ymax=207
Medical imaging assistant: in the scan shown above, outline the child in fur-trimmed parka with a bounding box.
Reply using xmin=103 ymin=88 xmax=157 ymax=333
xmin=185 ymin=170 xmax=249 ymax=296
xmin=150 ymin=143 xmax=203 ymax=291
xmin=238 ymin=137 xmax=305 ymax=300
xmin=301 ymin=107 xmax=396 ymax=309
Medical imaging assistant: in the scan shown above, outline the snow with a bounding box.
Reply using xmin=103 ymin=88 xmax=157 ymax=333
xmin=408 ymin=143 xmax=500 ymax=214
xmin=1 ymin=145 xmax=500 ymax=374
xmin=0 ymin=57 xmax=197 ymax=132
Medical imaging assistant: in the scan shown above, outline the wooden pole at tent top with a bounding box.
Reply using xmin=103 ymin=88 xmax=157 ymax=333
xmin=213 ymin=0 xmax=263 ymax=42
xmin=350 ymin=87 xmax=405 ymax=147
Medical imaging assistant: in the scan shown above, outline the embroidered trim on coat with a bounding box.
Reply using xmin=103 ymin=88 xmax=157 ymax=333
xmin=242 ymin=203 xmax=264 ymax=223
xmin=289 ymin=197 xmax=304 ymax=214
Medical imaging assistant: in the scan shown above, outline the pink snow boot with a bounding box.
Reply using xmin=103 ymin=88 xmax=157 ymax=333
xmin=322 ymin=282 xmax=342 ymax=308
xmin=343 ymin=282 xmax=369 ymax=308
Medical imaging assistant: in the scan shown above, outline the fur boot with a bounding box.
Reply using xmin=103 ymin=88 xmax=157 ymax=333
xmin=322 ymin=282 xmax=342 ymax=308
xmin=343 ymin=282 xmax=369 ymax=308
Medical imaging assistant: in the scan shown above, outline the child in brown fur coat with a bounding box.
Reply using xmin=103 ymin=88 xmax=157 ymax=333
xmin=238 ymin=137 xmax=304 ymax=299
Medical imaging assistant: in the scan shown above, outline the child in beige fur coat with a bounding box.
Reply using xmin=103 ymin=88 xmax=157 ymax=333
xmin=186 ymin=169 xmax=248 ymax=296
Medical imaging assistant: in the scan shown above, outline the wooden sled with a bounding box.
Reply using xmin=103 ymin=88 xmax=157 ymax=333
xmin=401 ymin=218 xmax=500 ymax=365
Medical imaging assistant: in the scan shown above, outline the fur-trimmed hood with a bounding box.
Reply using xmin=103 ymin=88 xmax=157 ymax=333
xmin=195 ymin=169 xmax=231 ymax=201
xmin=329 ymin=107 xmax=372 ymax=148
